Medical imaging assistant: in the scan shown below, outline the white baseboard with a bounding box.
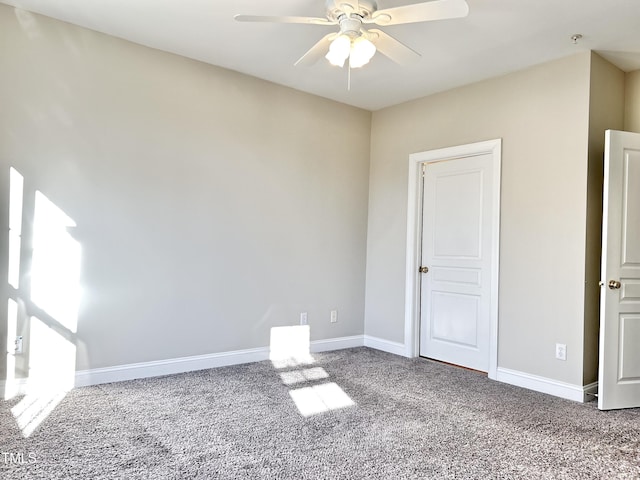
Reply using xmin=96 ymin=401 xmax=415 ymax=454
xmin=583 ymin=381 xmax=598 ymax=402
xmin=363 ymin=335 xmax=406 ymax=357
xmin=75 ymin=346 xmax=270 ymax=388
xmin=310 ymin=335 xmax=364 ymax=352
xmin=496 ymin=367 xmax=595 ymax=403
xmin=75 ymin=335 xmax=365 ymax=388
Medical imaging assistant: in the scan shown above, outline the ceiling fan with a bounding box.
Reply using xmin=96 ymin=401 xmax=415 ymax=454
xmin=235 ymin=0 xmax=469 ymax=69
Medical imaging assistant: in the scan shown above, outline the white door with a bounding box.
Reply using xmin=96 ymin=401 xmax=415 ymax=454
xmin=598 ymin=129 xmax=640 ymax=410
xmin=419 ymin=153 xmax=496 ymax=372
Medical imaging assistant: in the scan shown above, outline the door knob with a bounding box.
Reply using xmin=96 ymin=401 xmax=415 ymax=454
xmin=419 ymin=266 xmax=429 ymax=274
xmin=608 ymin=280 xmax=621 ymax=290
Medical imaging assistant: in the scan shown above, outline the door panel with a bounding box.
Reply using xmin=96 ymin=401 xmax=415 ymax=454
xmin=619 ymin=316 xmax=640 ymax=380
xmin=431 ymin=267 xmax=481 ymax=286
xmin=598 ymin=130 xmax=640 ymax=410
xmin=430 ymin=292 xmax=479 ymax=347
xmin=419 ymin=153 xmax=494 ymax=372
xmin=432 ymin=170 xmax=483 ymax=258
xmin=622 ymin=152 xmax=640 ymax=264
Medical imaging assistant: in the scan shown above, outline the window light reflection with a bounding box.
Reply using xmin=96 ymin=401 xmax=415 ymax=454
xmin=11 ymin=316 xmax=75 ymax=437
xmin=4 ymin=299 xmax=19 ymax=400
xmin=31 ymin=191 xmax=81 ymax=333
xmin=289 ymin=382 xmax=355 ymax=417
xmin=8 ymin=167 xmax=24 ymax=289
xmin=279 ymin=367 xmax=329 ymax=386
xmin=269 ymin=325 xmax=314 ymax=369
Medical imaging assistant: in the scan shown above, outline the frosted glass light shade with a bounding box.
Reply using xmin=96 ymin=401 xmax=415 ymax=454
xmin=349 ymin=37 xmax=376 ymax=68
xmin=325 ymin=35 xmax=351 ymax=67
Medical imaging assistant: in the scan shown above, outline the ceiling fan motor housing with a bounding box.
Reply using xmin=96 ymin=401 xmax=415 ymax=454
xmin=339 ymin=17 xmax=363 ymax=37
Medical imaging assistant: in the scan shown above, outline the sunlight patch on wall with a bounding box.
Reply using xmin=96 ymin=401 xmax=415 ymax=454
xmin=29 ymin=316 xmax=76 ymax=392
xmin=4 ymin=299 xmax=19 ymax=400
xmin=31 ymin=191 xmax=81 ymax=333
xmin=11 ymin=315 xmax=75 ymax=437
xmin=269 ymin=325 xmax=314 ymax=369
xmin=4 ymin=167 xmax=24 ymax=400
xmin=289 ymin=382 xmax=355 ymax=417
xmin=4 ymin=174 xmax=82 ymax=436
xmin=8 ymin=167 xmax=23 ymax=289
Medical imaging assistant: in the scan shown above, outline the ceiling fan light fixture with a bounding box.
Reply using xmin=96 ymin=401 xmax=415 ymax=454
xmin=236 ymin=0 xmax=469 ymax=69
xmin=325 ymin=34 xmax=351 ymax=67
xmin=349 ymin=36 xmax=376 ymax=68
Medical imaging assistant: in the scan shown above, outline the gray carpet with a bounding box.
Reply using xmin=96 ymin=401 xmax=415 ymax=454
xmin=1 ymin=347 xmax=639 ymax=479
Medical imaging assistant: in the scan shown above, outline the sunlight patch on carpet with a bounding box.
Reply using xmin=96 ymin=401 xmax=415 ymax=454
xmin=11 ymin=389 xmax=68 ymax=438
xmin=279 ymin=367 xmax=329 ymax=386
xmin=289 ymin=382 xmax=355 ymax=417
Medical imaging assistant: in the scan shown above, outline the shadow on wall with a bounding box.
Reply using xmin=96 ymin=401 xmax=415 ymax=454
xmin=3 ymin=167 xmax=82 ymax=437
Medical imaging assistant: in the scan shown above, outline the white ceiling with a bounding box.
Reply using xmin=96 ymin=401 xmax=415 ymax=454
xmin=2 ymin=0 xmax=640 ymax=111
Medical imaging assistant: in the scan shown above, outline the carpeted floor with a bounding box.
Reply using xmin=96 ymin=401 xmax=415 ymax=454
xmin=1 ymin=347 xmax=639 ymax=479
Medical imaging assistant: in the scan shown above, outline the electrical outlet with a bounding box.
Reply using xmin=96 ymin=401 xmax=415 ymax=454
xmin=555 ymin=343 xmax=567 ymax=361
xmin=330 ymin=310 xmax=338 ymax=323
xmin=14 ymin=336 xmax=23 ymax=355
xmin=300 ymin=312 xmax=308 ymax=325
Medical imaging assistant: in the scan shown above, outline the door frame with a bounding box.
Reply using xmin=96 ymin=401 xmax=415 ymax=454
xmin=404 ymin=138 xmax=502 ymax=379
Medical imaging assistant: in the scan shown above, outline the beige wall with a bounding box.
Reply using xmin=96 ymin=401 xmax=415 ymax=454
xmin=583 ymin=53 xmax=625 ymax=384
xmin=624 ymin=70 xmax=640 ymax=133
xmin=366 ymin=53 xmax=592 ymax=385
xmin=1 ymin=2 xmax=633 ymax=393
xmin=0 ymin=5 xmax=371 ymax=375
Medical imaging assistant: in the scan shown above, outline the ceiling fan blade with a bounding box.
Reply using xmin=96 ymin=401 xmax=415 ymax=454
xmin=234 ymin=14 xmax=336 ymax=26
xmin=366 ymin=29 xmax=421 ymax=65
xmin=294 ymin=33 xmax=337 ymax=67
xmin=367 ymin=0 xmax=469 ymax=26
